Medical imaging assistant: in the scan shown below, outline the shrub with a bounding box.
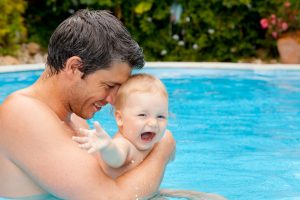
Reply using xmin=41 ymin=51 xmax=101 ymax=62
xmin=0 ymin=0 xmax=27 ymax=55
xmin=23 ymin=0 xmax=289 ymax=61
xmin=121 ymin=0 xmax=276 ymax=61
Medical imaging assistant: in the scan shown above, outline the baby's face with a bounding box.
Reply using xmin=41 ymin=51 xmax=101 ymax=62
xmin=117 ymin=92 xmax=168 ymax=150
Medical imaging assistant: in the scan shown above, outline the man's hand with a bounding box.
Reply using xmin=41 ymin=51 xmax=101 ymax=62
xmin=72 ymin=121 xmax=112 ymax=153
xmin=154 ymin=129 xmax=176 ymax=163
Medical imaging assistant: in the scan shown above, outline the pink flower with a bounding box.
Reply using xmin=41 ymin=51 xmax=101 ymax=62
xmin=284 ymin=1 xmax=291 ymax=7
xmin=272 ymin=31 xmax=278 ymax=38
xmin=260 ymin=18 xmax=269 ymax=29
xmin=281 ymin=22 xmax=288 ymax=31
xmin=260 ymin=1 xmax=299 ymax=40
xmin=270 ymin=14 xmax=276 ymax=19
xmin=270 ymin=14 xmax=277 ymax=25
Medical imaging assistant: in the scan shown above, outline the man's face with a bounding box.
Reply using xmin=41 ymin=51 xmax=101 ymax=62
xmin=69 ymin=62 xmax=131 ymax=119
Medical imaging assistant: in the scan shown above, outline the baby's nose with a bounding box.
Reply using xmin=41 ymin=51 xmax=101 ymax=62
xmin=147 ymin=118 xmax=158 ymax=127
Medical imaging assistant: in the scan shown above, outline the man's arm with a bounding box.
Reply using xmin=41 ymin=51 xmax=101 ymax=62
xmin=0 ymin=95 xmax=175 ymax=200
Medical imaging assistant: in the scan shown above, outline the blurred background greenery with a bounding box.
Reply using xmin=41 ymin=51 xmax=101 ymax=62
xmin=0 ymin=0 xmax=299 ymax=62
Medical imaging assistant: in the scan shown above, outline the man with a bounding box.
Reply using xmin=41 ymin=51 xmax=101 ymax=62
xmin=0 ymin=9 xmax=175 ymax=200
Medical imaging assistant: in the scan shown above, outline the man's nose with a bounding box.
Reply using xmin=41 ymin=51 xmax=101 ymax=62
xmin=105 ymin=86 xmax=119 ymax=105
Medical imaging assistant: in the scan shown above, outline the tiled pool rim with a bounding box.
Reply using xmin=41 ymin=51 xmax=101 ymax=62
xmin=0 ymin=62 xmax=300 ymax=73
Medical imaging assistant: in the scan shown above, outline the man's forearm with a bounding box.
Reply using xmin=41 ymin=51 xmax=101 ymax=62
xmin=116 ymin=151 xmax=167 ymax=199
xmin=115 ymin=131 xmax=175 ymax=199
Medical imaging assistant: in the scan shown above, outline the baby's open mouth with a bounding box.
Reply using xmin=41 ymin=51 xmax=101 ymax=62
xmin=141 ymin=132 xmax=156 ymax=142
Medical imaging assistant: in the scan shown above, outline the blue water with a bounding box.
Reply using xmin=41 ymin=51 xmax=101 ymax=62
xmin=1 ymin=68 xmax=300 ymax=200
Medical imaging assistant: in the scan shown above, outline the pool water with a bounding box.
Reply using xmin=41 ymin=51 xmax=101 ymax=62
xmin=1 ymin=68 xmax=300 ymax=200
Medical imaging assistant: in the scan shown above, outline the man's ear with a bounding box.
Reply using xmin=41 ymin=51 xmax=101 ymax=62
xmin=64 ymin=56 xmax=83 ymax=78
xmin=115 ymin=110 xmax=123 ymax=127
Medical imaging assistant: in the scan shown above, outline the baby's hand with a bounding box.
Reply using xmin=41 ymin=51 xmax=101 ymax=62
xmin=72 ymin=121 xmax=111 ymax=153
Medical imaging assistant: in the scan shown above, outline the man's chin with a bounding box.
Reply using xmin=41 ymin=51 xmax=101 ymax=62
xmin=76 ymin=112 xmax=94 ymax=120
xmin=86 ymin=113 xmax=95 ymax=119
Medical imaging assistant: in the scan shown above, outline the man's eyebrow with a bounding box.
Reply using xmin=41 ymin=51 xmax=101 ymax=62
xmin=106 ymin=81 xmax=121 ymax=86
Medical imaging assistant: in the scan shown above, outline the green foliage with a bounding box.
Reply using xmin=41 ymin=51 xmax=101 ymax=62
xmin=0 ymin=0 xmax=27 ymax=55
xmin=120 ymin=0 xmax=277 ymax=61
xmin=24 ymin=0 xmax=80 ymax=49
xmin=134 ymin=2 xmax=153 ymax=14
xmin=18 ymin=0 xmax=290 ymax=60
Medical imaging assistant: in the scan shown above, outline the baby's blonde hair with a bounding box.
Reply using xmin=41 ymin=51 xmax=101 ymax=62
xmin=114 ymin=73 xmax=168 ymax=110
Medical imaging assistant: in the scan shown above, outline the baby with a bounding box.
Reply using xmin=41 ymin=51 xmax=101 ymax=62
xmin=72 ymin=73 xmax=169 ymax=178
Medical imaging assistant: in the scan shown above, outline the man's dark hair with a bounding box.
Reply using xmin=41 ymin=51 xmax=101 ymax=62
xmin=47 ymin=9 xmax=144 ymax=76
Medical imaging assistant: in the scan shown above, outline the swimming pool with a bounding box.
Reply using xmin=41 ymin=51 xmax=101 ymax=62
xmin=1 ymin=67 xmax=300 ymax=200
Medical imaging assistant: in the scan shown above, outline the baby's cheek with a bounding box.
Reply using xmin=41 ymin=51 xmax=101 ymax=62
xmin=160 ymin=123 xmax=168 ymax=131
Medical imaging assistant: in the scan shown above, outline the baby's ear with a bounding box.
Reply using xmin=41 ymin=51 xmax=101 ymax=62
xmin=115 ymin=110 xmax=123 ymax=127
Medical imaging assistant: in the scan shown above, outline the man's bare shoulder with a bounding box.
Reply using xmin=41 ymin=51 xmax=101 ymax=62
xmin=1 ymin=90 xmax=56 ymax=117
xmin=0 ymin=90 xmax=65 ymax=144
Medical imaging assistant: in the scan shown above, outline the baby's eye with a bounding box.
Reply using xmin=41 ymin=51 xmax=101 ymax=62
xmin=138 ymin=113 xmax=146 ymax=117
xmin=157 ymin=115 xmax=166 ymax=119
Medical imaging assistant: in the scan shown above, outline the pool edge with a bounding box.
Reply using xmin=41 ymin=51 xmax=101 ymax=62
xmin=1 ymin=62 xmax=300 ymax=73
xmin=0 ymin=63 xmax=45 ymax=73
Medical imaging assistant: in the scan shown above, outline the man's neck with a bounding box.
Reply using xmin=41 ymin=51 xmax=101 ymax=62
xmin=31 ymin=68 xmax=72 ymax=123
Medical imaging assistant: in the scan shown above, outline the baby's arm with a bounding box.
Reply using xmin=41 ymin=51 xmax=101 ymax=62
xmin=72 ymin=121 xmax=131 ymax=168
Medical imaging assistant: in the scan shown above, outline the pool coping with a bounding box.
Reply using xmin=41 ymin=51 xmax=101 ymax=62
xmin=0 ymin=62 xmax=300 ymax=73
